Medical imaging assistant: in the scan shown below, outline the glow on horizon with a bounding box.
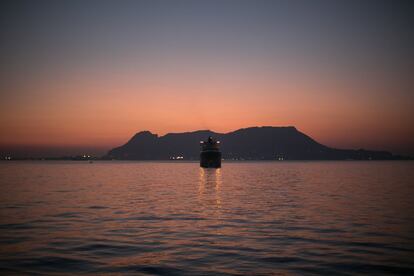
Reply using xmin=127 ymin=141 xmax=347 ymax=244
xmin=1 ymin=63 xmax=412 ymax=154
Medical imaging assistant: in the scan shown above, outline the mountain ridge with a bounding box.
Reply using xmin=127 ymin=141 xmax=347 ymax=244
xmin=106 ymin=126 xmax=406 ymax=160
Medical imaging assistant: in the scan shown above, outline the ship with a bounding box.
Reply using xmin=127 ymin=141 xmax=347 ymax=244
xmin=200 ymin=136 xmax=222 ymax=168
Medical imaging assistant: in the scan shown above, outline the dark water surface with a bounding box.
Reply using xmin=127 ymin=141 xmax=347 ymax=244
xmin=0 ymin=161 xmax=413 ymax=275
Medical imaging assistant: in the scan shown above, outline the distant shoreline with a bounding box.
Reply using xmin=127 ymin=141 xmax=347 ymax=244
xmin=1 ymin=159 xmax=413 ymax=162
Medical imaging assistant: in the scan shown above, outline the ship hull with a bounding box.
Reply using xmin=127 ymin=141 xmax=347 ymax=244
xmin=200 ymin=151 xmax=221 ymax=168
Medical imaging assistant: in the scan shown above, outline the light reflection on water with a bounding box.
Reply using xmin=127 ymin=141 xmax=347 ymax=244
xmin=0 ymin=161 xmax=413 ymax=275
xmin=199 ymin=168 xmax=222 ymax=212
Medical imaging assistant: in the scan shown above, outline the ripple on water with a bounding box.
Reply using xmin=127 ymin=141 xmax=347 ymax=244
xmin=0 ymin=222 xmax=35 ymax=230
xmin=0 ymin=256 xmax=101 ymax=274
xmin=71 ymin=242 xmax=152 ymax=257
xmin=88 ymin=205 xmax=109 ymax=209
xmin=52 ymin=212 xmax=84 ymax=218
xmin=0 ymin=161 xmax=413 ymax=275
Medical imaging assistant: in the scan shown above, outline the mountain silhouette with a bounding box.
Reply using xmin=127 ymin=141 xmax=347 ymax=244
xmin=106 ymin=126 xmax=402 ymax=160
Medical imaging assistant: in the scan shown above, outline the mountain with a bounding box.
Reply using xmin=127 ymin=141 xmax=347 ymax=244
xmin=106 ymin=126 xmax=403 ymax=160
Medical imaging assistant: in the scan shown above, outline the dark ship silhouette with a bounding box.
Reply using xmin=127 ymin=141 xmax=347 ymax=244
xmin=200 ymin=136 xmax=221 ymax=168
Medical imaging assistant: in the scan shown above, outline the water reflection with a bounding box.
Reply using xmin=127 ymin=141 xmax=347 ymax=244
xmin=1 ymin=162 xmax=414 ymax=275
xmin=198 ymin=168 xmax=222 ymax=210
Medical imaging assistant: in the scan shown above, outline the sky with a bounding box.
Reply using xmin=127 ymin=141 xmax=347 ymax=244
xmin=0 ymin=0 xmax=413 ymax=157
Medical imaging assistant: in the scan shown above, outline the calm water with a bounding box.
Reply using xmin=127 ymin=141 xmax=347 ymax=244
xmin=0 ymin=161 xmax=413 ymax=275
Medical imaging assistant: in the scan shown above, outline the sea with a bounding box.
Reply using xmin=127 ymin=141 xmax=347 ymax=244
xmin=0 ymin=161 xmax=413 ymax=275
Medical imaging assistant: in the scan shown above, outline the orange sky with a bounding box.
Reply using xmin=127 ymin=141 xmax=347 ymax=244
xmin=1 ymin=63 xmax=413 ymax=155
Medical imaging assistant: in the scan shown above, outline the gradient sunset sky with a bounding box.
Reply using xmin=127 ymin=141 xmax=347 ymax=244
xmin=1 ymin=0 xmax=413 ymax=157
